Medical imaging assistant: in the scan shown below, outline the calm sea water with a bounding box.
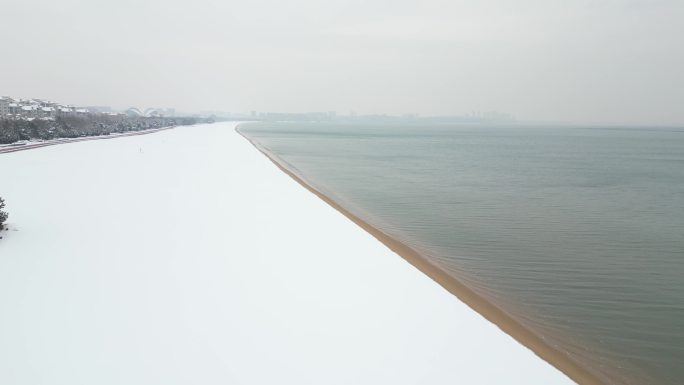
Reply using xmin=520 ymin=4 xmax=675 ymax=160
xmin=240 ymin=122 xmax=684 ymax=385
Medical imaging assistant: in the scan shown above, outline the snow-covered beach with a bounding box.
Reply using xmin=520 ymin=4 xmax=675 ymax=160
xmin=0 ymin=122 xmax=574 ymax=384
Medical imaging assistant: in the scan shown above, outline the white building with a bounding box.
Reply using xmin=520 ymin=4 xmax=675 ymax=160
xmin=40 ymin=107 xmax=55 ymax=117
xmin=0 ymin=97 xmax=9 ymax=116
xmin=1 ymin=96 xmax=97 ymax=119
xmin=58 ymin=107 xmax=74 ymax=116
xmin=21 ymin=105 xmax=37 ymax=117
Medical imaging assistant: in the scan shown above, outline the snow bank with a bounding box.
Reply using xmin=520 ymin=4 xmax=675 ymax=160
xmin=0 ymin=122 xmax=574 ymax=384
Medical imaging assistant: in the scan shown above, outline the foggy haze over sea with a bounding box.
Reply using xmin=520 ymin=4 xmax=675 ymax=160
xmin=1 ymin=0 xmax=683 ymax=125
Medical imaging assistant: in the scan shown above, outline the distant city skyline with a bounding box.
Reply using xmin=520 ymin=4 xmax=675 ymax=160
xmin=1 ymin=1 xmax=683 ymax=125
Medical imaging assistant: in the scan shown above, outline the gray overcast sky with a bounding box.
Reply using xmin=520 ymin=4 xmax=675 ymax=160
xmin=1 ymin=0 xmax=682 ymax=124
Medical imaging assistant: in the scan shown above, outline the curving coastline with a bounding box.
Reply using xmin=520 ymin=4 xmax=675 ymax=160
xmin=236 ymin=123 xmax=607 ymax=385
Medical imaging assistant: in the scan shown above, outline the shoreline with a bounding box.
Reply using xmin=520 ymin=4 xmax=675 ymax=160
xmin=236 ymin=124 xmax=607 ymax=385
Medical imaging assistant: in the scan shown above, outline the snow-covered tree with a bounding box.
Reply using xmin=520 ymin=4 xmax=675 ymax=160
xmin=0 ymin=197 xmax=7 ymax=230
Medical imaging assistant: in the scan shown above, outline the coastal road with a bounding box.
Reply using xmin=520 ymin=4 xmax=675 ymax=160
xmin=0 ymin=126 xmax=176 ymax=154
